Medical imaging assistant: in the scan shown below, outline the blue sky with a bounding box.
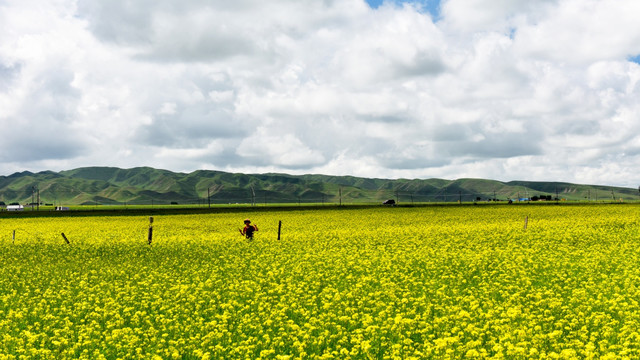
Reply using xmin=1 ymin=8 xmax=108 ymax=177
xmin=2 ymin=0 xmax=640 ymax=187
xmin=366 ymin=0 xmax=441 ymax=17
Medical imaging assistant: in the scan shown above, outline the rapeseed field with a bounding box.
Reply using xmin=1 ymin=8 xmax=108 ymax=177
xmin=1 ymin=204 xmax=639 ymax=359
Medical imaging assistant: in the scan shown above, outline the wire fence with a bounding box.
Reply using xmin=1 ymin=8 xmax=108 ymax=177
xmin=10 ymin=186 xmax=632 ymax=208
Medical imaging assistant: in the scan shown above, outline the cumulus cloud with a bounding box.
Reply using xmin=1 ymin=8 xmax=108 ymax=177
xmin=1 ymin=0 xmax=640 ymax=186
xmin=513 ymin=0 xmax=640 ymax=63
xmin=439 ymin=0 xmax=557 ymax=34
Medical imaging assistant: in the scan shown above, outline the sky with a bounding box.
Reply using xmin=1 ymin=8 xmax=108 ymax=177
xmin=2 ymin=0 xmax=640 ymax=187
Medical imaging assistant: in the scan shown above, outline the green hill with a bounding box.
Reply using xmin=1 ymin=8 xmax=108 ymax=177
xmin=0 ymin=166 xmax=637 ymax=206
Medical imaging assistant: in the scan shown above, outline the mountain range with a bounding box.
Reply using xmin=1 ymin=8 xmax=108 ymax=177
xmin=0 ymin=167 xmax=637 ymax=206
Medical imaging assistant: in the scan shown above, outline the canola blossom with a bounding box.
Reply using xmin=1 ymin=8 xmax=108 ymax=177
xmin=1 ymin=204 xmax=640 ymax=359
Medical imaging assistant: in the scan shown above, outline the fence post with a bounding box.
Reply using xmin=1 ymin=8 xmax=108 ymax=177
xmin=278 ymin=220 xmax=282 ymax=240
xmin=61 ymin=232 xmax=71 ymax=245
xmin=148 ymin=216 xmax=154 ymax=245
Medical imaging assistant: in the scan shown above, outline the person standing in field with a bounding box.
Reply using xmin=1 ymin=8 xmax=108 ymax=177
xmin=239 ymin=219 xmax=258 ymax=239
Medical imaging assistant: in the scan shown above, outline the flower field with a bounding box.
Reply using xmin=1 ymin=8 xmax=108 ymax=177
xmin=1 ymin=204 xmax=640 ymax=359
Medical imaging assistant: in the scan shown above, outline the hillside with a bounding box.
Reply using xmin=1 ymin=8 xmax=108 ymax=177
xmin=0 ymin=166 xmax=637 ymax=206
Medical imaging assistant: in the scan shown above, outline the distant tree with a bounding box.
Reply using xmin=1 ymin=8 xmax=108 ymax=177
xmin=0 ymin=201 xmax=5 ymax=206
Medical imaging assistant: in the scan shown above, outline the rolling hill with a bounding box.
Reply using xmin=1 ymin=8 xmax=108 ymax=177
xmin=0 ymin=166 xmax=637 ymax=206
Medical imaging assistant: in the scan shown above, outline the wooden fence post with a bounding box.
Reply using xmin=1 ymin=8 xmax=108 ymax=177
xmin=61 ymin=232 xmax=70 ymax=245
xmin=277 ymin=220 xmax=282 ymax=241
xmin=148 ymin=217 xmax=154 ymax=245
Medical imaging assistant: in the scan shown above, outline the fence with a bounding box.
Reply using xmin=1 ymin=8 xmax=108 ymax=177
xmin=3 ymin=186 xmax=635 ymax=208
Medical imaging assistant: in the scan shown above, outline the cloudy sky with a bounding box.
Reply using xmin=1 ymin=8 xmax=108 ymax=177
xmin=2 ymin=0 xmax=640 ymax=186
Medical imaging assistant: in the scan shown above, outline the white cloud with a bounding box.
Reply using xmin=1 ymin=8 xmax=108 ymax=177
xmin=1 ymin=0 xmax=640 ymax=187
xmin=158 ymin=102 xmax=177 ymax=115
xmin=237 ymin=133 xmax=326 ymax=168
xmin=513 ymin=0 xmax=640 ymax=64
